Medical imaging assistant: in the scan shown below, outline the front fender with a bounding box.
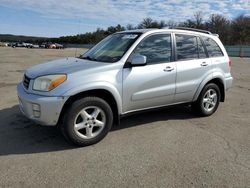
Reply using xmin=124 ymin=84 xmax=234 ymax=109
xmin=62 ymin=81 xmax=122 ymax=114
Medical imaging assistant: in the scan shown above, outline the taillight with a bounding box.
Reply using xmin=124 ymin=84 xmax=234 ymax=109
xmin=229 ymin=59 xmax=232 ymax=71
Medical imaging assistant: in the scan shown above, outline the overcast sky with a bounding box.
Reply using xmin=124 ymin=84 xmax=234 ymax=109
xmin=0 ymin=0 xmax=249 ymax=37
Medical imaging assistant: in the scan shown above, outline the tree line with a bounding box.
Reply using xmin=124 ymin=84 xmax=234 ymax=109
xmin=57 ymin=12 xmax=250 ymax=45
xmin=2 ymin=12 xmax=250 ymax=45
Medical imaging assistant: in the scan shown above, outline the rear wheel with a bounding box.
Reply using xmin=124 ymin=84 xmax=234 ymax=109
xmin=192 ymin=83 xmax=221 ymax=116
xmin=61 ymin=97 xmax=113 ymax=146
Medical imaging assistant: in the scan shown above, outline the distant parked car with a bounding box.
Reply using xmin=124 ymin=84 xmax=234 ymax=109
xmin=55 ymin=43 xmax=64 ymax=49
xmin=48 ymin=43 xmax=56 ymax=49
xmin=25 ymin=43 xmax=34 ymax=48
xmin=32 ymin=44 xmax=39 ymax=48
xmin=38 ymin=42 xmax=63 ymax=49
xmin=0 ymin=42 xmax=8 ymax=47
xmin=47 ymin=43 xmax=64 ymax=49
xmin=12 ymin=42 xmax=29 ymax=48
xmin=39 ymin=43 xmax=47 ymax=48
xmin=12 ymin=43 xmax=21 ymax=48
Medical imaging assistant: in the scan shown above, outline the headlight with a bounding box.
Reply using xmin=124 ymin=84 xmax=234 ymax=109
xmin=33 ymin=74 xmax=67 ymax=91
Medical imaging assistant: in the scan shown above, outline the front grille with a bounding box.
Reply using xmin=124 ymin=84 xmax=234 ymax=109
xmin=23 ymin=74 xmax=30 ymax=89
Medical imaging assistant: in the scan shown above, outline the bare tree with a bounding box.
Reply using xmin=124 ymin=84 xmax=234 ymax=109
xmin=231 ymin=15 xmax=250 ymax=45
xmin=179 ymin=11 xmax=204 ymax=29
xmin=158 ymin=20 xmax=166 ymax=28
xmin=126 ymin=24 xmax=135 ymax=30
xmin=138 ymin=17 xmax=154 ymax=28
xmin=179 ymin=19 xmax=196 ymax=28
xmin=206 ymin=14 xmax=231 ymax=44
xmin=193 ymin=11 xmax=204 ymax=29
xmin=165 ymin=20 xmax=177 ymax=28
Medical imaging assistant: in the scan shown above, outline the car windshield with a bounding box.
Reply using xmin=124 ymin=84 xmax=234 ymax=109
xmin=79 ymin=33 xmax=141 ymax=63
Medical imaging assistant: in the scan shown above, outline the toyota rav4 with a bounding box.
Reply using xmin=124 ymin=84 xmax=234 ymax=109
xmin=17 ymin=27 xmax=233 ymax=146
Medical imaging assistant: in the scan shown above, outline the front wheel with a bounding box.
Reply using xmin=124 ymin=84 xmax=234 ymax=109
xmin=192 ymin=83 xmax=221 ymax=116
xmin=61 ymin=97 xmax=113 ymax=146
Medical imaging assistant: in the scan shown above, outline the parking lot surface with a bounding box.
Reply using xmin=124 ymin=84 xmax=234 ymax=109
xmin=0 ymin=48 xmax=249 ymax=187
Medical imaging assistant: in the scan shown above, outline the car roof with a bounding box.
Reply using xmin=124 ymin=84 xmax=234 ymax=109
xmin=119 ymin=29 xmax=158 ymax=33
xmin=118 ymin=28 xmax=216 ymax=38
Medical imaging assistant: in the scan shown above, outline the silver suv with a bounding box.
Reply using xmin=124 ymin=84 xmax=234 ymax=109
xmin=17 ymin=28 xmax=233 ymax=146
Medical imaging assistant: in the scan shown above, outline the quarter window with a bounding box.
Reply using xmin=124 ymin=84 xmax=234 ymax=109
xmin=202 ymin=36 xmax=224 ymax=57
xmin=176 ymin=34 xmax=199 ymax=60
xmin=132 ymin=34 xmax=172 ymax=64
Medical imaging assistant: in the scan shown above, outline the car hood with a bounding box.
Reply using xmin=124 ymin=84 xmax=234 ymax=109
xmin=25 ymin=57 xmax=109 ymax=78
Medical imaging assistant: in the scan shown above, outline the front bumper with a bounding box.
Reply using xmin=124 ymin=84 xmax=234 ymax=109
xmin=17 ymin=83 xmax=68 ymax=126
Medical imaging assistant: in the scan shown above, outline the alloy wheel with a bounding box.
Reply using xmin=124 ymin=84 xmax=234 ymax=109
xmin=202 ymin=88 xmax=218 ymax=112
xmin=74 ymin=106 xmax=106 ymax=139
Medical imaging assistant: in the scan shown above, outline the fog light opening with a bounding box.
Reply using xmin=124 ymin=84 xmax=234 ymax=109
xmin=32 ymin=103 xmax=40 ymax=111
xmin=33 ymin=111 xmax=41 ymax=118
xmin=32 ymin=103 xmax=41 ymax=118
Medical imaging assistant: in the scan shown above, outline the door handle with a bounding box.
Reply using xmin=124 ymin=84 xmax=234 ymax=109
xmin=163 ymin=66 xmax=174 ymax=72
xmin=200 ymin=62 xmax=208 ymax=66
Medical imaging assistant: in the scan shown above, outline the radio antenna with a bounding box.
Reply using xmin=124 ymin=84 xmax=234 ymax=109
xmin=75 ymin=19 xmax=81 ymax=57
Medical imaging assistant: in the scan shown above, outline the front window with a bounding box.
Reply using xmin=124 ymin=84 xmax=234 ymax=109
xmin=130 ymin=34 xmax=172 ymax=64
xmin=79 ymin=33 xmax=141 ymax=63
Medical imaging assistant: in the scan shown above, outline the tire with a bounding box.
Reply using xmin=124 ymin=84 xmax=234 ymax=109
xmin=192 ymin=83 xmax=221 ymax=116
xmin=61 ymin=97 xmax=113 ymax=146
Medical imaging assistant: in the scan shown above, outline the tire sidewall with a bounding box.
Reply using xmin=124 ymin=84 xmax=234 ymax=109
xmin=62 ymin=97 xmax=113 ymax=146
xmin=198 ymin=83 xmax=221 ymax=116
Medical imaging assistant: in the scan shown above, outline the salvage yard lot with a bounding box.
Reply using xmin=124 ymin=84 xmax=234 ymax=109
xmin=0 ymin=47 xmax=249 ymax=187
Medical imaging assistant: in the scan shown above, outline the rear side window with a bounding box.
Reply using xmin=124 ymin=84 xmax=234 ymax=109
xmin=202 ymin=36 xmax=224 ymax=57
xmin=176 ymin=34 xmax=198 ymax=60
xmin=132 ymin=34 xmax=172 ymax=64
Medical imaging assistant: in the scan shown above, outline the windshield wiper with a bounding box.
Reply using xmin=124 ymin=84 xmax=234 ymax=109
xmin=79 ymin=56 xmax=97 ymax=61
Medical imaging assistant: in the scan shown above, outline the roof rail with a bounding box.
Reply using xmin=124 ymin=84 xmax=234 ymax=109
xmin=172 ymin=27 xmax=212 ymax=35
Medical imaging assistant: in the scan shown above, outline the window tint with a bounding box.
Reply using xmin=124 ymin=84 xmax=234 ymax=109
xmin=132 ymin=34 xmax=171 ymax=64
xmin=176 ymin=34 xmax=198 ymax=60
xmin=202 ymin=36 xmax=224 ymax=57
xmin=198 ymin=37 xmax=207 ymax=58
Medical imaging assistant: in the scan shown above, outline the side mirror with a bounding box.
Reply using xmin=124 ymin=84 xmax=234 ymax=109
xmin=130 ymin=55 xmax=147 ymax=66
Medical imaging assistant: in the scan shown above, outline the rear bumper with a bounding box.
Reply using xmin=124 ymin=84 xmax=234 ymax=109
xmin=225 ymin=76 xmax=233 ymax=90
xmin=17 ymin=83 xmax=68 ymax=126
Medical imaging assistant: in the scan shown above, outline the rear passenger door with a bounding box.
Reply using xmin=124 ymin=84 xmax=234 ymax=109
xmin=174 ymin=34 xmax=212 ymax=103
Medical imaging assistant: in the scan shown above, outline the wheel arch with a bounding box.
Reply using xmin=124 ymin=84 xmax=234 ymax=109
xmin=193 ymin=77 xmax=225 ymax=102
xmin=207 ymin=78 xmax=225 ymax=102
xmin=58 ymin=89 xmax=120 ymax=126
